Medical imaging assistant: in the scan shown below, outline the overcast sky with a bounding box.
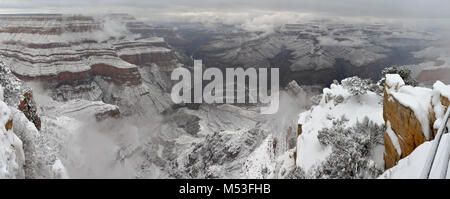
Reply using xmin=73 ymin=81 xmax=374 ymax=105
xmin=1 ymin=0 xmax=449 ymax=22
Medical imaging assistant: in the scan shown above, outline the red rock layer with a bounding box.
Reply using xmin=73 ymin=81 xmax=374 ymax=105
xmin=13 ymin=64 xmax=141 ymax=86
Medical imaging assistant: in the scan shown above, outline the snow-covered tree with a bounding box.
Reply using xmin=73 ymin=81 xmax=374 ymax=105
xmin=314 ymin=117 xmax=384 ymax=179
xmin=341 ymin=76 xmax=372 ymax=96
xmin=285 ymin=167 xmax=307 ymax=179
xmin=382 ymin=66 xmax=418 ymax=86
xmin=0 ymin=60 xmax=26 ymax=106
xmin=288 ymin=117 xmax=384 ymax=179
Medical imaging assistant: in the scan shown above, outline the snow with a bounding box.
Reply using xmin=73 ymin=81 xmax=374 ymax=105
xmin=40 ymin=98 xmax=119 ymax=120
xmin=117 ymin=46 xmax=171 ymax=56
xmin=242 ymin=134 xmax=296 ymax=179
xmin=385 ymin=74 xmax=405 ymax=89
xmin=428 ymin=133 xmax=450 ymax=179
xmin=431 ymin=81 xmax=449 ymax=129
xmin=392 ymin=86 xmax=432 ymax=139
xmin=326 ymin=83 xmax=351 ymax=99
xmin=0 ymin=14 xmax=133 ymax=44
xmin=7 ymin=105 xmax=73 ymax=179
xmin=51 ymin=159 xmax=69 ymax=179
xmin=0 ymin=126 xmax=25 ymax=179
xmin=296 ymin=132 xmax=332 ymax=171
xmin=0 ymin=16 xmax=173 ymax=77
xmin=370 ymin=144 xmax=385 ymax=170
xmin=317 ymin=36 xmax=366 ymax=47
xmin=380 ymin=81 xmax=450 ymax=179
xmin=1 ymin=42 xmax=169 ymax=75
xmin=0 ymin=99 xmax=11 ymax=130
xmin=199 ymin=22 xmax=432 ymax=73
xmin=0 ymin=86 xmax=3 ymax=101
xmin=297 ymin=82 xmax=384 ymax=171
xmin=1 ymin=16 xmax=441 ymax=179
xmin=379 ymin=140 xmax=431 ymax=179
xmin=0 ymin=98 xmax=25 ymax=178
xmin=434 ymin=81 xmax=450 ymax=100
xmin=380 ymin=134 xmax=450 ymax=179
xmin=386 ymin=75 xmax=433 ymax=139
xmin=242 ymin=135 xmax=277 ymax=178
xmin=386 ymin=121 xmax=402 ymax=156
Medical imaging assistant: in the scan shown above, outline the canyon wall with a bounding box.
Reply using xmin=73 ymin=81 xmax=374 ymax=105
xmin=0 ymin=14 xmax=180 ymax=114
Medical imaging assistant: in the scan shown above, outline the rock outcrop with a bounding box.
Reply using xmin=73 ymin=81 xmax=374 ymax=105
xmin=383 ymin=74 xmax=450 ymax=169
xmin=18 ymin=91 xmax=41 ymax=131
xmin=40 ymin=99 xmax=120 ymax=121
xmin=1 ymin=60 xmax=42 ymax=132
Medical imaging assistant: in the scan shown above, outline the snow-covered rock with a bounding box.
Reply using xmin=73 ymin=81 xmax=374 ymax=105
xmin=0 ymin=87 xmax=25 ymax=178
xmin=380 ymin=133 xmax=450 ymax=179
xmin=40 ymin=99 xmax=120 ymax=121
xmin=383 ymin=75 xmax=450 ymax=169
xmin=0 ymin=128 xmax=25 ymax=178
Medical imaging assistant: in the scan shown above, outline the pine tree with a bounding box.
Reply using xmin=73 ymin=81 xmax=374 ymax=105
xmin=382 ymin=66 xmax=418 ymax=86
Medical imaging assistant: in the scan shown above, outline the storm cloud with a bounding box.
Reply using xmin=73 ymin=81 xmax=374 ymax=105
xmin=0 ymin=0 xmax=449 ymax=33
xmin=0 ymin=0 xmax=449 ymax=19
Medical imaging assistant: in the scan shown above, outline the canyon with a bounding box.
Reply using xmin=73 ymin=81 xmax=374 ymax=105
xmin=0 ymin=13 xmax=449 ymax=178
xmin=162 ymin=21 xmax=434 ymax=86
xmin=0 ymin=14 xmax=302 ymax=178
xmin=0 ymin=14 xmax=178 ymax=116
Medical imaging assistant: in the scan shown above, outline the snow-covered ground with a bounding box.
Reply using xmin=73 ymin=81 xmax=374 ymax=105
xmin=0 ymin=96 xmax=25 ymax=178
xmin=296 ymin=77 xmax=385 ymax=177
xmin=379 ymin=134 xmax=450 ymax=179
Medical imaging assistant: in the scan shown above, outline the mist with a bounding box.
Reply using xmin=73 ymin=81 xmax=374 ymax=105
xmin=27 ymin=82 xmax=165 ymax=178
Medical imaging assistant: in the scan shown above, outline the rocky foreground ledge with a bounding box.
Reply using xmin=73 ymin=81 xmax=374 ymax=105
xmin=295 ymin=74 xmax=449 ymax=178
xmin=383 ymin=74 xmax=450 ymax=169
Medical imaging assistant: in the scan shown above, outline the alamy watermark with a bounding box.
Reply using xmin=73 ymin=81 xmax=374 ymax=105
xmin=171 ymin=60 xmax=279 ymax=114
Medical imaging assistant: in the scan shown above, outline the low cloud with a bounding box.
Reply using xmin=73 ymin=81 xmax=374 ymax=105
xmin=1 ymin=0 xmax=450 ymax=20
xmin=238 ymin=12 xmax=314 ymax=33
xmin=1 ymin=0 xmax=450 ymax=36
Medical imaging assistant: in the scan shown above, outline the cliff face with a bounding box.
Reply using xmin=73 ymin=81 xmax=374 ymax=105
xmin=120 ymin=50 xmax=176 ymax=68
xmin=0 ymin=14 xmax=179 ymax=114
xmin=40 ymin=98 xmax=121 ymax=121
xmin=0 ymin=15 xmax=174 ymax=86
xmin=383 ymin=74 xmax=450 ymax=169
xmin=383 ymin=89 xmax=428 ymax=169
